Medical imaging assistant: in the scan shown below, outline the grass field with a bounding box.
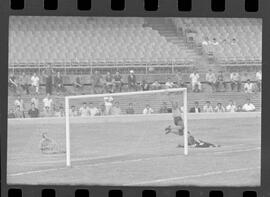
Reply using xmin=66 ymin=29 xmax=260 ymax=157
xmin=7 ymin=112 xmax=261 ymax=186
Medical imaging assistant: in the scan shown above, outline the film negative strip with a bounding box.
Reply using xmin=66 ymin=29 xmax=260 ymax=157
xmin=0 ymin=0 xmax=269 ymax=197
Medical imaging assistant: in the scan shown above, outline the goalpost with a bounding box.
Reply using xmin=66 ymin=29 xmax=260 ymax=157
xmin=65 ymin=88 xmax=188 ymax=167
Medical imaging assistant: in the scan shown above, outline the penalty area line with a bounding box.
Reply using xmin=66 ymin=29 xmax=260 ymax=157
xmin=124 ymin=166 xmax=260 ymax=186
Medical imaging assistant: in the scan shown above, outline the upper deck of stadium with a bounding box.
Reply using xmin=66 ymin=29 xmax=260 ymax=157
xmin=9 ymin=17 xmax=262 ymax=68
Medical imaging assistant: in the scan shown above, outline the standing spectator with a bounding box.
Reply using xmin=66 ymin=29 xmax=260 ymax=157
xmin=14 ymin=105 xmax=25 ymax=118
xmin=42 ymin=67 xmax=54 ymax=95
xmin=19 ymin=72 xmax=30 ymax=95
xmin=242 ymin=99 xmax=256 ymax=112
xmin=31 ymin=72 xmax=40 ymax=94
xmin=226 ymin=100 xmax=237 ymax=112
xmin=165 ymin=78 xmax=175 ymax=89
xmin=175 ymin=72 xmax=185 ymax=88
xmin=79 ymin=102 xmax=90 ymax=117
xmin=73 ymin=76 xmax=83 ymax=91
xmin=31 ymin=94 xmax=39 ymax=109
xmin=111 ymin=101 xmax=122 ymax=115
xmin=205 ymin=69 xmax=217 ymax=91
xmin=105 ymin=72 xmax=114 ymax=93
xmin=141 ymin=79 xmax=150 ymax=91
xmin=14 ymin=95 xmax=24 ymax=112
xmin=189 ymin=101 xmax=201 ymax=113
xmin=244 ymin=79 xmax=254 ymax=93
xmin=255 ymin=70 xmax=262 ymax=92
xmin=113 ymin=71 xmax=123 ymax=92
xmin=159 ymin=102 xmax=169 ymax=113
xmin=143 ymin=104 xmax=154 ymax=114
xmin=216 ymin=71 xmax=226 ymax=92
xmin=43 ymin=93 xmax=53 ymax=111
xmin=151 ymin=80 xmax=162 ymax=90
xmin=214 ymin=103 xmax=226 ymax=112
xmin=8 ymin=73 xmax=18 ymax=93
xmin=54 ymin=72 xmax=65 ymax=95
xmin=104 ymin=96 xmax=113 ymax=115
xmin=230 ymin=72 xmax=241 ymax=92
xmin=28 ymin=103 xmax=39 ymax=118
xmin=92 ymin=71 xmax=104 ymax=94
xmin=89 ymin=102 xmax=99 ymax=117
xmin=127 ymin=70 xmax=137 ymax=91
xmin=126 ymin=103 xmax=135 ymax=114
xmin=189 ymin=70 xmax=201 ymax=92
xmin=203 ymin=101 xmax=214 ymax=113
xmin=69 ymin=105 xmax=78 ymax=117
xmin=202 ymin=37 xmax=211 ymax=54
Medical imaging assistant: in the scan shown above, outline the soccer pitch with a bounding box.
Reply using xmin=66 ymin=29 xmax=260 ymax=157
xmin=7 ymin=112 xmax=261 ymax=186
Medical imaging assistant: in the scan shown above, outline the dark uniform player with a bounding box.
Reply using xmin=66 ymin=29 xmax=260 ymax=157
xmin=165 ymin=101 xmax=220 ymax=148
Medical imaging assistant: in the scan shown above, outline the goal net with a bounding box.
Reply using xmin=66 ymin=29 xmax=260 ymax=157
xmin=65 ymin=88 xmax=188 ymax=167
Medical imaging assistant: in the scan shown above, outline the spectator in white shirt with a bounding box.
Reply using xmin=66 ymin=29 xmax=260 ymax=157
xmin=165 ymin=78 xmax=175 ymax=89
xmin=14 ymin=95 xmax=24 ymax=112
xmin=43 ymin=93 xmax=53 ymax=111
xmin=244 ymin=79 xmax=254 ymax=93
xmin=205 ymin=69 xmax=216 ymax=91
xmin=202 ymin=37 xmax=211 ymax=54
xmin=31 ymin=94 xmax=39 ymax=109
xmin=190 ymin=70 xmax=201 ymax=92
xmin=31 ymin=73 xmax=40 ymax=94
xmin=79 ymin=102 xmax=90 ymax=117
xmin=215 ymin=103 xmax=226 ymax=112
xmin=104 ymin=96 xmax=113 ymax=115
xmin=242 ymin=99 xmax=256 ymax=112
xmin=226 ymin=100 xmax=237 ymax=112
xmin=143 ymin=104 xmax=154 ymax=114
xmin=203 ymin=101 xmax=214 ymax=113
xmin=255 ymin=70 xmax=262 ymax=92
xmin=89 ymin=102 xmax=99 ymax=117
xmin=230 ymin=72 xmax=241 ymax=92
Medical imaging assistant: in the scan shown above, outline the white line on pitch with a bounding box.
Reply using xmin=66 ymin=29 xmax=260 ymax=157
xmin=213 ymin=147 xmax=260 ymax=155
xmin=8 ymin=147 xmax=260 ymax=177
xmin=9 ymin=153 xmax=129 ymax=165
xmin=124 ymin=166 xmax=260 ymax=186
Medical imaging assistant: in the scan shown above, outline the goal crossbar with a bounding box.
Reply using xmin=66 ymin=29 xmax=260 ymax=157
xmin=65 ymin=88 xmax=188 ymax=167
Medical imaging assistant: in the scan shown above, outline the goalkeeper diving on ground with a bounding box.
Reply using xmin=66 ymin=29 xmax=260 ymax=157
xmin=39 ymin=132 xmax=66 ymax=154
xmin=165 ymin=100 xmax=220 ymax=148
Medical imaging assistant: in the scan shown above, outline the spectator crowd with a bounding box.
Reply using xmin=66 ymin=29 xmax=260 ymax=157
xmin=8 ymin=67 xmax=260 ymax=119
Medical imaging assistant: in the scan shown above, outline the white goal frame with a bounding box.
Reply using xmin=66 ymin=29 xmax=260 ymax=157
xmin=65 ymin=88 xmax=188 ymax=167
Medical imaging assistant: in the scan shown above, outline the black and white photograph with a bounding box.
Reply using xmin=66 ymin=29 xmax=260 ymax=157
xmin=7 ymin=16 xmax=261 ymax=186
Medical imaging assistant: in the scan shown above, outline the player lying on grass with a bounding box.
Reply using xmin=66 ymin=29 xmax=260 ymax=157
xmin=165 ymin=101 xmax=220 ymax=148
xmin=39 ymin=132 xmax=66 ymax=154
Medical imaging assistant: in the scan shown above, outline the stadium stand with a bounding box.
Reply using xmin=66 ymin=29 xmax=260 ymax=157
xmin=9 ymin=16 xmax=196 ymax=64
xmin=173 ymin=18 xmax=262 ymax=63
xmin=8 ymin=17 xmax=262 ymax=117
